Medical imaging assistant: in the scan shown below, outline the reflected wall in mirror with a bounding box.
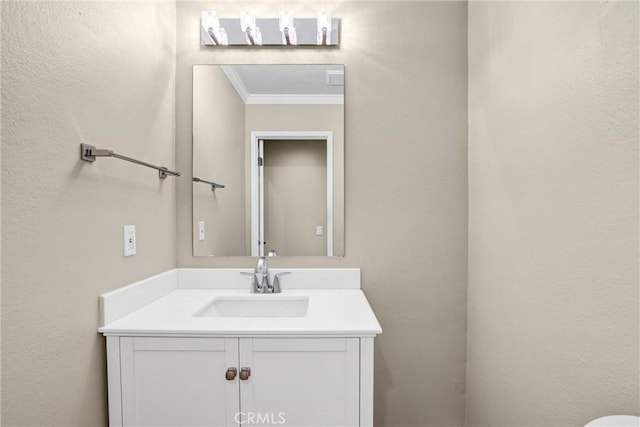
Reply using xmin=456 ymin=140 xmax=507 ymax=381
xmin=192 ymin=65 xmax=344 ymax=257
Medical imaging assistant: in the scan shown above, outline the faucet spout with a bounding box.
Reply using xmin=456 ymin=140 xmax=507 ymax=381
xmin=254 ymin=256 xmax=272 ymax=293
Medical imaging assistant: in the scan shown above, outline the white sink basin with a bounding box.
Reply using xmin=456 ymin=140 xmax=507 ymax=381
xmin=194 ymin=296 xmax=309 ymax=318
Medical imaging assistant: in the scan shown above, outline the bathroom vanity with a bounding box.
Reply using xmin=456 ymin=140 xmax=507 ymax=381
xmin=99 ymin=269 xmax=381 ymax=427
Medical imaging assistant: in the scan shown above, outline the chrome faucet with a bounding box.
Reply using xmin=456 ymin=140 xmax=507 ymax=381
xmin=240 ymin=256 xmax=291 ymax=293
xmin=254 ymin=256 xmax=270 ymax=292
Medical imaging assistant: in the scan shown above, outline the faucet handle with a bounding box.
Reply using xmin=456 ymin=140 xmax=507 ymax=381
xmin=272 ymin=272 xmax=291 ymax=294
xmin=240 ymin=271 xmax=259 ymax=293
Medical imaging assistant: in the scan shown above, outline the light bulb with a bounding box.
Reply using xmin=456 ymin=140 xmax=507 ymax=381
xmin=317 ymin=11 xmax=331 ymax=30
xmin=201 ymin=11 xmax=220 ymax=32
xmin=279 ymin=11 xmax=294 ymax=32
xmin=240 ymin=11 xmax=256 ymax=33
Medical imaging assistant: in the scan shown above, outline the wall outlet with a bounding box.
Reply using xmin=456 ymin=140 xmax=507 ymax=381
xmin=123 ymin=225 xmax=136 ymax=256
xmin=198 ymin=221 xmax=206 ymax=241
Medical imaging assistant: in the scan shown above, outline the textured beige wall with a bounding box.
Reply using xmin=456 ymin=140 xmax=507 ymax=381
xmin=176 ymin=2 xmax=468 ymax=425
xmin=245 ymin=103 xmax=344 ymax=256
xmin=466 ymin=2 xmax=639 ymax=426
xmin=1 ymin=2 xmax=176 ymax=425
xmin=193 ymin=66 xmax=246 ymax=256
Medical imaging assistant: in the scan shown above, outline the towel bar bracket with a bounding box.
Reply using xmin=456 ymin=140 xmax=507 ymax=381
xmin=80 ymin=144 xmax=109 ymax=162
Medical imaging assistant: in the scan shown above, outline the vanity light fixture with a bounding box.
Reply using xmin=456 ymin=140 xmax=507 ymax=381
xmin=201 ymin=11 xmax=228 ymax=46
xmin=317 ymin=11 xmax=331 ymax=45
xmin=200 ymin=11 xmax=339 ymax=47
xmin=279 ymin=11 xmax=296 ymax=45
xmin=240 ymin=11 xmax=262 ymax=45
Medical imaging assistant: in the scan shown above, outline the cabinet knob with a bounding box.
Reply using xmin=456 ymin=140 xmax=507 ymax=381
xmin=239 ymin=367 xmax=251 ymax=381
xmin=225 ymin=367 xmax=237 ymax=381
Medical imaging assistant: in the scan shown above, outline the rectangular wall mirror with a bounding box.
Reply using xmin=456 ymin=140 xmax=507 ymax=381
xmin=192 ymin=64 xmax=345 ymax=257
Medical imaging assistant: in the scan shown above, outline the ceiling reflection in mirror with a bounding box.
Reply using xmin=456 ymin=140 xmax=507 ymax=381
xmin=192 ymin=65 xmax=344 ymax=257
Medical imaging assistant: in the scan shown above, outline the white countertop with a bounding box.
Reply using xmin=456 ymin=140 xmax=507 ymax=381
xmin=98 ymin=269 xmax=382 ymax=338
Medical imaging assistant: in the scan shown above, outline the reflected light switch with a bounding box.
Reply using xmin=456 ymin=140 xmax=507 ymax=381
xmin=124 ymin=225 xmax=136 ymax=256
xmin=199 ymin=221 xmax=206 ymax=241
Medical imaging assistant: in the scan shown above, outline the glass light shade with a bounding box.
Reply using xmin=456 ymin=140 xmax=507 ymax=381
xmin=202 ymin=11 xmax=220 ymax=32
xmin=317 ymin=10 xmax=332 ymax=45
xmin=317 ymin=11 xmax=331 ymax=30
xmin=279 ymin=11 xmax=294 ymax=32
xmin=240 ymin=11 xmax=256 ymax=33
xmin=202 ymin=11 xmax=228 ymax=46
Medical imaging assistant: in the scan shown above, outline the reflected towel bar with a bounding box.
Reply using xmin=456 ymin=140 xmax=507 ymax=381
xmin=80 ymin=143 xmax=181 ymax=179
xmin=193 ymin=177 xmax=225 ymax=191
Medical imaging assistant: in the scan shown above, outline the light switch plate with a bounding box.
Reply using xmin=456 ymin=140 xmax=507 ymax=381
xmin=199 ymin=221 xmax=205 ymax=241
xmin=124 ymin=225 xmax=136 ymax=256
xmin=315 ymin=225 xmax=324 ymax=236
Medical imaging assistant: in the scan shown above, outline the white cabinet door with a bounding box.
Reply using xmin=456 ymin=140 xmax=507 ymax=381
xmin=239 ymin=338 xmax=360 ymax=426
xmin=120 ymin=337 xmax=239 ymax=427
